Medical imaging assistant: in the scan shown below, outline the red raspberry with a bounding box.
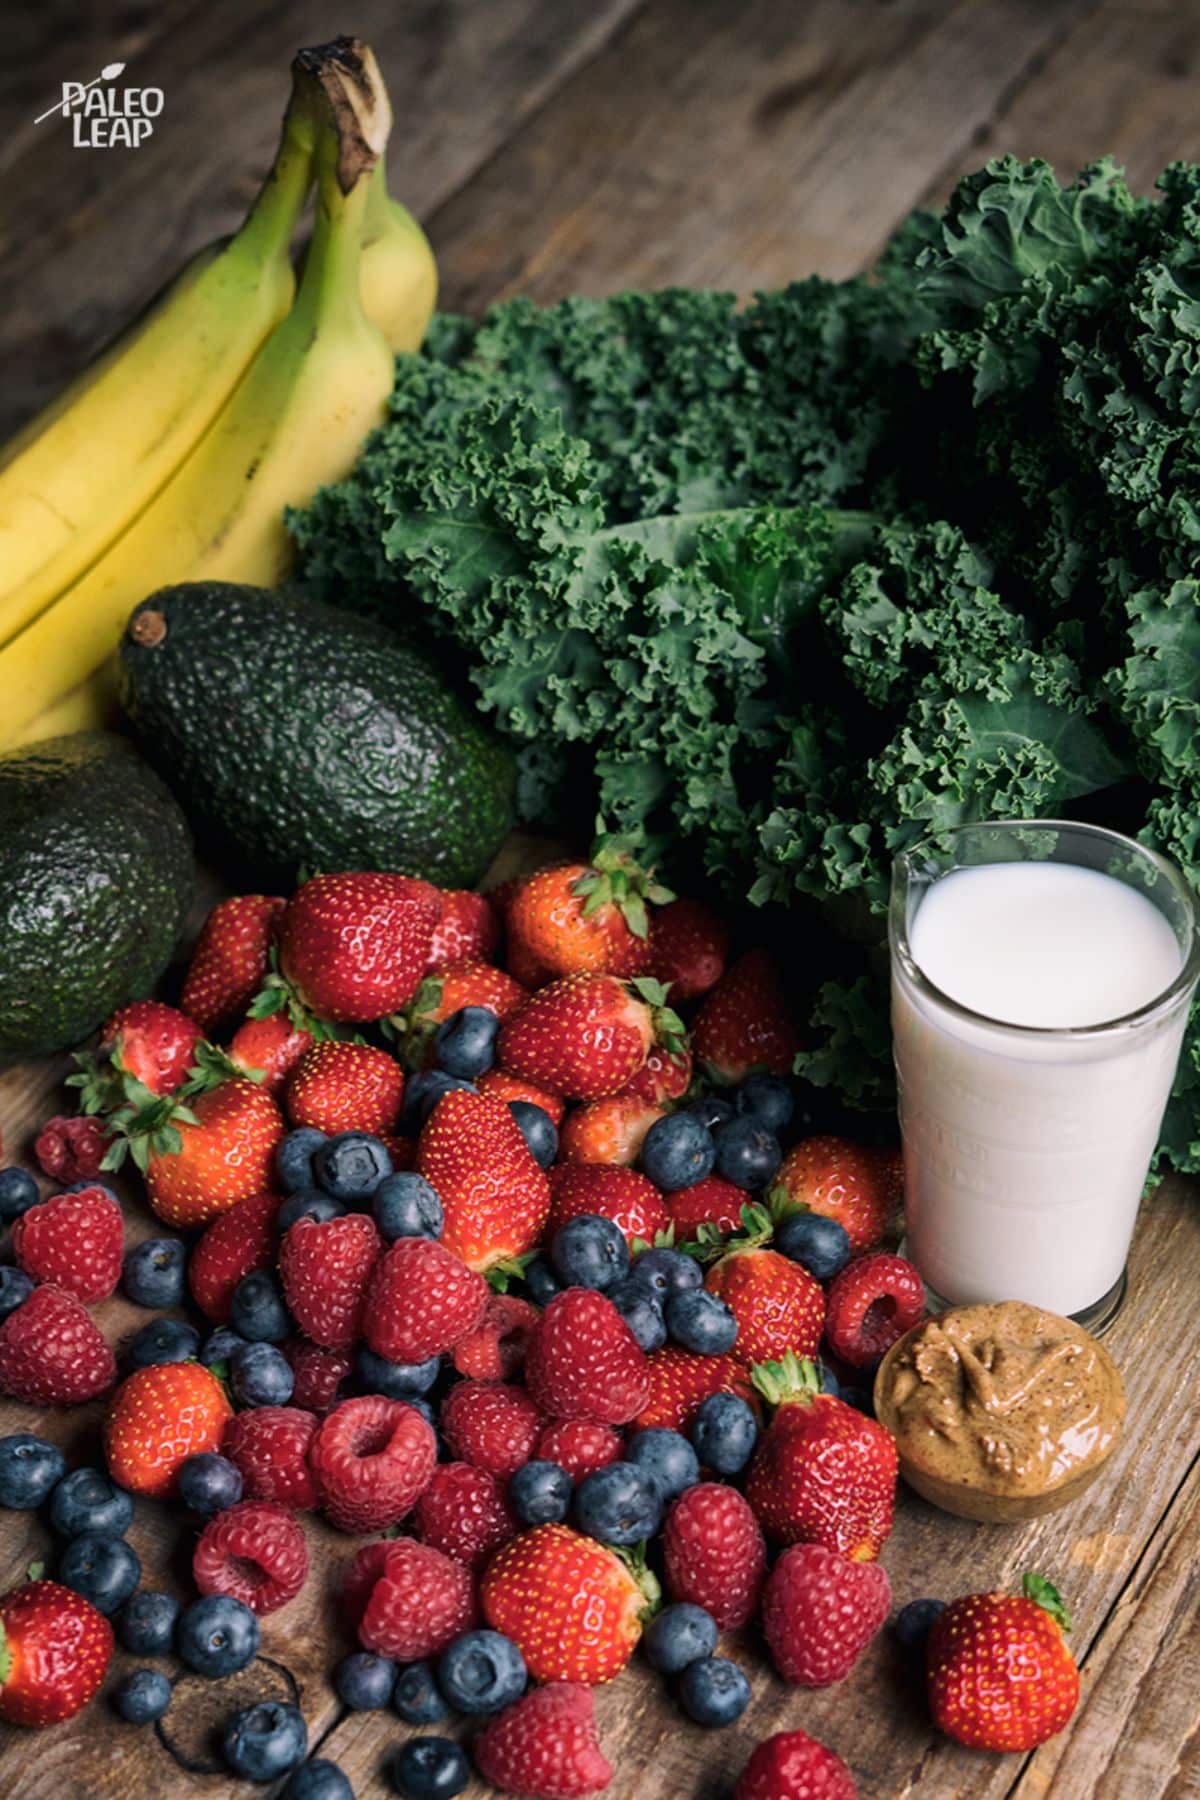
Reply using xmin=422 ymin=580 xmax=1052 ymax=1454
xmin=188 ymin=1190 xmax=280 ymax=1323
xmin=222 ymin=1407 xmax=319 ymax=1510
xmin=736 ymin=1729 xmax=858 ymax=1800
xmin=308 ymin=1395 xmax=436 ymax=1533
xmin=279 ymin=1213 xmax=381 ymax=1350
xmin=475 ymin=1683 xmax=613 ymax=1799
xmin=343 ymin=1538 xmax=475 ymax=1661
xmin=667 ymin=1175 xmax=746 ymax=1237
xmin=823 ymin=1253 xmax=925 ymax=1368
xmin=0 ymin=1285 xmax=115 ymax=1405
xmin=193 ymin=1500 xmax=309 ymax=1616
xmin=440 ymin=1380 xmax=542 ymax=1481
xmin=762 ymin=1543 xmax=890 ymax=1686
xmin=363 ymin=1237 xmax=488 ymax=1364
xmin=662 ymin=1482 xmax=766 ymax=1630
xmin=452 ymin=1295 xmax=539 ymax=1381
xmin=11 ymin=1186 xmax=122 ymax=1304
xmin=34 ymin=1115 xmax=109 ymax=1183
xmin=282 ymin=1340 xmax=353 ymax=1415
xmin=413 ymin=1462 xmax=517 ymax=1570
xmin=534 ymin=1420 xmax=623 ymax=1483
xmin=524 ymin=1290 xmax=650 ymax=1426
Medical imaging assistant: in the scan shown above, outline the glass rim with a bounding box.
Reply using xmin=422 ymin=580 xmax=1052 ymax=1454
xmin=889 ymin=818 xmax=1200 ymax=1041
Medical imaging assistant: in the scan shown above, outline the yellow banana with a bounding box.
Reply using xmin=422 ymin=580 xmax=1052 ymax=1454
xmin=359 ymin=158 xmax=438 ymax=353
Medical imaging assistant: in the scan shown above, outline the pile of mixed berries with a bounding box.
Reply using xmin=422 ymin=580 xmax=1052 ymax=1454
xmin=0 ymin=840 xmax=1081 ymax=1797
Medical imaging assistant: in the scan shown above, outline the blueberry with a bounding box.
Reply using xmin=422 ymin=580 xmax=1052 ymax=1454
xmin=399 ymin=1071 xmax=476 ymax=1135
xmin=0 ymin=1432 xmax=65 ymax=1508
xmin=128 ymin=1316 xmax=200 ymax=1369
xmin=712 ymin=1117 xmax=781 ymax=1191
xmin=690 ymin=1392 xmax=757 ymax=1475
xmin=551 ymin=1214 xmax=629 ymax=1292
xmin=574 ymin=1463 xmax=662 ymax=1546
xmin=608 ymin=1280 xmax=666 ymax=1353
xmin=687 ymin=1095 xmax=735 ymax=1132
xmin=229 ymin=1270 xmax=291 ymax=1343
xmin=281 ymin=1761 xmax=355 ymax=1800
xmin=231 ymin=1341 xmax=294 ymax=1408
xmin=177 ymin=1593 xmax=260 ymax=1676
xmin=392 ymin=1659 xmax=450 ymax=1725
xmin=356 ymin=1346 xmax=440 ymax=1398
xmin=679 ymin=1654 xmax=752 ymax=1726
xmin=817 ymin=1361 xmax=841 ymax=1399
xmin=522 ymin=1256 xmax=563 ymax=1307
xmin=313 ymin=1131 xmax=393 ymax=1202
xmin=276 ymin=1126 xmax=328 ymax=1193
xmin=390 ymin=1736 xmax=470 ymax=1798
xmin=334 ymin=1650 xmax=396 ymax=1710
xmin=405 ymin=1396 xmax=438 ymax=1434
xmin=624 ymin=1428 xmax=699 ymax=1501
xmin=775 ymin=1212 xmax=851 ymax=1281
xmin=278 ymin=1190 xmax=345 ymax=1230
xmin=117 ymin=1589 xmax=180 ymax=1656
xmin=0 ymin=1167 xmax=39 ymax=1221
xmin=222 ymin=1699 xmax=308 ymax=1782
xmin=507 ymin=1101 xmax=558 ymax=1169
xmin=60 ymin=1533 xmax=140 ymax=1614
xmin=643 ymin=1602 xmax=718 ymax=1674
xmin=437 ymin=1629 xmax=526 ymax=1714
xmin=736 ymin=1074 xmax=795 ymax=1135
xmin=374 ymin=1172 xmax=443 ymax=1242
xmin=894 ymin=1597 xmax=946 ymax=1659
xmin=629 ymin=1245 xmax=703 ymax=1300
xmin=113 ymin=1667 xmax=172 ymax=1723
xmin=640 ymin=1114 xmax=715 ymax=1192
xmin=434 ymin=1006 xmax=499 ymax=1080
xmin=842 ymin=1383 xmax=876 ymax=1416
xmin=0 ymin=1266 xmax=34 ymax=1322
xmin=121 ymin=1237 xmax=186 ymax=1308
xmin=199 ymin=1326 xmax=248 ymax=1371
xmin=508 ymin=1460 xmax=572 ymax=1527
xmin=177 ymin=1451 xmax=243 ymax=1514
xmin=62 ymin=1179 xmax=119 ymax=1200
xmin=50 ymin=1467 xmax=134 ymax=1539
xmin=665 ymin=1288 xmax=738 ymax=1355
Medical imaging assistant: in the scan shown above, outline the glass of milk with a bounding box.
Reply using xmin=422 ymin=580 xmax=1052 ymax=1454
xmin=890 ymin=820 xmax=1200 ymax=1332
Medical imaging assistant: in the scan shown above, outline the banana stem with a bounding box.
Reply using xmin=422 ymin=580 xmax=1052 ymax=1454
xmin=288 ymin=71 xmax=378 ymax=331
xmin=231 ymin=81 xmax=317 ymax=269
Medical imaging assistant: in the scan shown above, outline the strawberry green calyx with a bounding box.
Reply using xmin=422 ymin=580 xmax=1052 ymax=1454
xmin=629 ymin=977 xmax=688 ymax=1060
xmin=382 ymin=975 xmax=445 ymax=1068
xmin=1023 ymin=1573 xmax=1072 ymax=1632
xmin=615 ymin=1542 xmax=662 ymax=1619
xmin=180 ymin=1040 xmax=265 ymax=1095
xmin=751 ymin=1351 xmax=824 ymax=1410
xmin=486 ymin=1253 xmax=537 ymax=1294
xmin=247 ymin=946 xmax=338 ymax=1042
xmin=98 ymin=1079 xmax=198 ymax=1174
xmin=572 ymin=817 xmax=675 ymax=941
xmin=0 ymin=1618 xmax=10 ymax=1688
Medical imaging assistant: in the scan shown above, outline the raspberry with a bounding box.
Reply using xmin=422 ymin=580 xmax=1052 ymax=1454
xmin=188 ymin=1190 xmax=280 ymax=1323
xmin=0 ymin=1284 xmax=115 ymax=1405
xmin=282 ymin=1340 xmax=352 ymax=1415
xmin=762 ymin=1542 xmax=890 ymax=1686
xmin=11 ymin=1186 xmax=123 ymax=1304
xmin=343 ymin=1538 xmax=475 ymax=1661
xmin=33 ymin=1115 xmax=109 ymax=1183
xmin=452 ymin=1294 xmax=539 ymax=1381
xmin=413 ymin=1462 xmax=516 ymax=1570
xmin=735 ymin=1729 xmax=858 ymax=1800
xmin=193 ymin=1500 xmax=309 ymax=1616
xmin=662 ymin=1482 xmax=766 ymax=1630
xmin=475 ymin=1683 xmax=613 ymax=1799
xmin=279 ymin=1213 xmax=381 ymax=1350
xmin=222 ymin=1407 xmax=319 ymax=1510
xmin=534 ymin=1420 xmax=623 ymax=1483
xmin=823 ymin=1253 xmax=925 ymax=1368
xmin=308 ymin=1395 xmax=436 ymax=1533
xmin=363 ymin=1236 xmax=489 ymax=1364
xmin=440 ymin=1381 xmax=543 ymax=1480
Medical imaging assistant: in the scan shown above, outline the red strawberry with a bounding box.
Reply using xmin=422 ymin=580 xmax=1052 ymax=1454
xmin=667 ymin=1176 xmax=746 ymax=1238
xmin=558 ymin=1095 xmax=666 ymax=1166
xmin=413 ymin=1461 xmax=516 ymax=1569
xmin=647 ymin=897 xmax=729 ymax=1000
xmin=396 ymin=960 xmax=528 ymax=1068
xmin=222 ymin=1406 xmax=319 ymax=1510
xmin=308 ymin=1394 xmax=437 ymax=1533
xmin=279 ymin=1213 xmax=381 ymax=1349
xmin=926 ymin=1575 xmax=1080 ymax=1751
xmin=705 ymin=1245 xmax=824 ymax=1367
xmin=440 ymin=1379 xmax=543 ymax=1480
xmin=622 ymin=1041 xmax=692 ymax=1106
xmin=475 ymin=1682 xmax=614 ymax=1799
xmin=482 ymin=1525 xmax=655 ymax=1683
xmin=182 ymin=894 xmax=285 ymax=1035
xmin=416 ymin=1089 xmax=549 ymax=1271
xmin=344 ymin=1537 xmax=475 ymax=1661
xmin=284 ymin=1041 xmax=405 ymax=1136
xmin=193 ymin=1499 xmax=309 ymax=1615
xmin=476 ymin=1069 xmax=565 ymax=1125
xmin=823 ymin=1253 xmax=925 ymax=1367
xmin=507 ymin=935 xmax=554 ymax=988
xmin=0 ymin=1286 xmax=115 ymax=1405
xmin=547 ymin=1164 xmax=670 ymax=1247
xmin=0 ymin=1580 xmax=113 ymax=1726
xmin=662 ymin=1482 xmax=766 ymax=1629
xmin=104 ymin=1362 xmax=232 ymax=1498
xmin=746 ymin=1355 xmax=897 ymax=1560
xmin=101 ymin=1000 xmax=202 ymax=1095
xmin=277 ymin=872 xmax=440 ymax=1022
xmin=762 ymin=1542 xmax=890 ymax=1686
xmin=499 ymin=975 xmax=678 ymax=1101
xmin=188 ymin=1189 xmax=280 ymax=1323
xmin=534 ymin=1420 xmax=623 ymax=1483
xmin=380 ymin=1134 xmax=416 ymax=1170
xmin=282 ymin=1340 xmax=353 ymax=1415
xmin=227 ymin=1012 xmax=313 ymax=1092
xmin=633 ymin=1346 xmax=753 ymax=1433
xmin=452 ymin=1294 xmax=539 ymax=1381
xmin=507 ymin=833 xmax=668 ymax=980
xmin=692 ymin=950 xmax=800 ymax=1081
xmin=525 ymin=1290 xmax=650 ymax=1425
xmin=736 ymin=1729 xmax=858 ymax=1800
xmin=428 ymin=889 xmax=501 ymax=970
xmin=11 ymin=1186 xmax=123 ymax=1303
xmin=771 ymin=1137 xmax=900 ymax=1254
xmin=363 ymin=1237 xmax=488 ymax=1364
xmin=142 ymin=1079 xmax=284 ymax=1229
xmin=33 ymin=1115 xmax=108 ymax=1182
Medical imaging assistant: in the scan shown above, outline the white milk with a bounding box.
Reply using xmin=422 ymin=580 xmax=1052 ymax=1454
xmin=893 ymin=861 xmax=1187 ymax=1318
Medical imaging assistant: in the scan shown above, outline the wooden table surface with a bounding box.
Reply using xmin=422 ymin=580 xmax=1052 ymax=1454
xmin=3 ymin=2 xmax=1200 ymax=1796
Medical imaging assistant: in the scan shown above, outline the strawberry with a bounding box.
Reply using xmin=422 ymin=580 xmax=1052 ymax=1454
xmin=476 ymin=1069 xmax=565 ymax=1125
xmin=823 ymin=1252 xmax=925 ymax=1367
xmin=282 ymin=1340 xmax=353 ymax=1415
xmin=227 ymin=1012 xmax=313 ymax=1092
xmin=547 ymin=1164 xmax=670 ymax=1247
xmin=735 ymin=1729 xmax=858 ymax=1800
xmin=395 ymin=960 xmax=528 ymax=1067
xmin=633 ymin=1346 xmax=753 ymax=1432
xmin=507 ymin=831 xmax=670 ymax=980
xmin=746 ymin=1354 xmax=897 ymax=1559
xmin=771 ymin=1136 xmax=900 ymax=1254
xmin=558 ymin=1095 xmax=666 ymax=1165
xmin=284 ymin=1041 xmax=405 ymax=1136
xmin=692 ymin=950 xmax=800 ymax=1081
xmin=278 ymin=1212 xmax=381 ymax=1349
xmin=33 ymin=1114 xmax=108 ymax=1182
xmin=363 ymin=1237 xmax=489 ymax=1364
xmin=275 ymin=871 xmax=440 ymax=1023
xmin=667 ymin=1175 xmax=746 ymax=1238
xmin=647 ymin=897 xmax=729 ymax=1000
xmin=475 ymin=1682 xmax=613 ymax=1799
xmin=188 ymin=1189 xmax=280 ymax=1323
xmin=309 ymin=1394 xmax=438 ymax=1533
xmin=704 ymin=1244 xmax=824 ymax=1366
xmin=662 ymin=1482 xmax=766 ymax=1629
xmin=0 ymin=1580 xmax=113 ymax=1726
xmin=926 ymin=1574 xmax=1080 ymax=1751
xmin=440 ymin=1379 xmax=544 ymax=1480
xmin=416 ymin=1088 xmax=549 ymax=1270
xmin=428 ymin=889 xmax=501 ymax=970
xmin=525 ymin=1290 xmax=650 ymax=1425
xmin=136 ymin=1079 xmax=284 ymax=1229
xmin=104 ymin=1362 xmax=232 ymax=1498
xmin=452 ymin=1294 xmax=539 ymax=1381
xmin=99 ymin=1000 xmax=203 ymax=1098
xmin=193 ymin=1499 xmax=309 ymax=1615
xmin=344 ymin=1537 xmax=475 ymax=1661
xmin=222 ymin=1406 xmax=319 ymax=1510
xmin=481 ymin=1524 xmax=656 ymax=1684
xmin=762 ymin=1543 xmax=891 ymax=1686
xmin=11 ymin=1186 xmax=123 ymax=1304
xmin=622 ymin=1041 xmax=692 ymax=1106
xmin=534 ymin=1420 xmax=623 ymax=1483
xmin=507 ymin=935 xmax=554 ymax=988
xmin=0 ymin=1285 xmax=115 ymax=1405
xmin=413 ymin=1461 xmax=517 ymax=1570
xmin=499 ymin=975 xmax=682 ymax=1101
xmin=182 ymin=894 xmax=285 ymax=1035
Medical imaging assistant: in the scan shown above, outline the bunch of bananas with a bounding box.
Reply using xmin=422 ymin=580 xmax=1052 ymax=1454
xmin=0 ymin=37 xmax=436 ymax=749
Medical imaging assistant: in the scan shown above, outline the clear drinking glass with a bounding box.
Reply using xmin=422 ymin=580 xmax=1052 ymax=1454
xmin=889 ymin=820 xmax=1200 ymax=1333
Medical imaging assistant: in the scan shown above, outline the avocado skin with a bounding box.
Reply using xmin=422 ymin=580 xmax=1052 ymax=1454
xmin=118 ymin=583 xmax=516 ymax=889
xmin=0 ymin=732 xmax=193 ymax=1061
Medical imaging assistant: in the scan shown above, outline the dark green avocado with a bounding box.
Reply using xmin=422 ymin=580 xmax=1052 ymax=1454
xmin=0 ymin=731 xmax=193 ymax=1061
xmin=117 ymin=583 xmax=516 ymax=888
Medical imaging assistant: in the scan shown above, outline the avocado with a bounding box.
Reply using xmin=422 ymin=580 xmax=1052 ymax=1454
xmin=0 ymin=732 xmax=193 ymax=1061
xmin=118 ymin=583 xmax=516 ymax=888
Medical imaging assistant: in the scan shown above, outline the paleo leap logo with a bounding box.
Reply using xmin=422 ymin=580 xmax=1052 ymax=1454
xmin=35 ymin=61 xmax=164 ymax=148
